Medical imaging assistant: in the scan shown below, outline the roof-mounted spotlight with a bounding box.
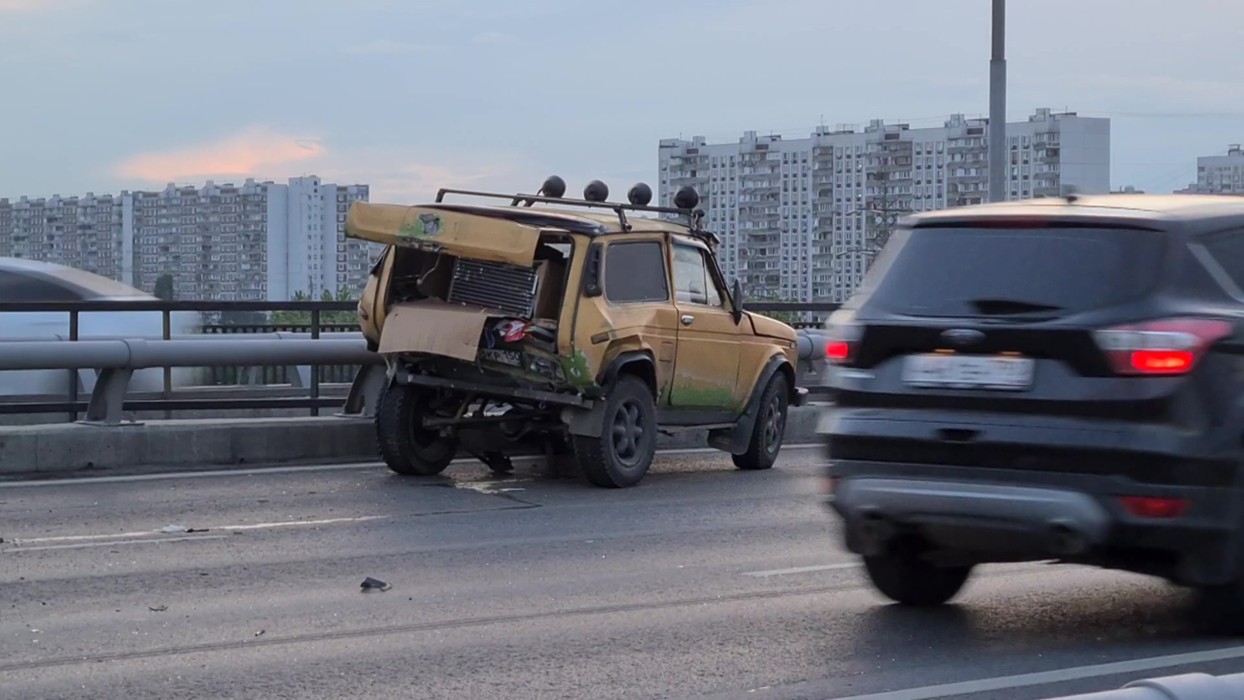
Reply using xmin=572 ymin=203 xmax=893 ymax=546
xmin=584 ymin=180 xmax=609 ymax=202
xmin=539 ymin=175 xmax=566 ymax=198
xmin=673 ymin=186 xmax=700 ymax=210
xmin=627 ymin=182 xmax=653 ymax=206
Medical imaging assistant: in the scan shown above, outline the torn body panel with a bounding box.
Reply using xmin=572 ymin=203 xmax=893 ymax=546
xmin=346 ymin=203 xmax=542 ymax=267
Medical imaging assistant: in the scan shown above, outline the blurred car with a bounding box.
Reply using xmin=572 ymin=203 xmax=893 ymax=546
xmin=821 ymin=193 xmax=1244 ymax=630
xmin=0 ymin=258 xmax=201 ymax=396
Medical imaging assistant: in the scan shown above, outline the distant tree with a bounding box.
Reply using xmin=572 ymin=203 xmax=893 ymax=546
xmin=153 ymin=274 xmax=175 ymax=301
xmin=272 ymin=289 xmax=357 ymax=326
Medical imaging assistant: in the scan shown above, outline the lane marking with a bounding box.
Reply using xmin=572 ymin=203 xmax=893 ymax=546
xmin=743 ymin=563 xmax=861 ymax=577
xmin=10 ymin=534 xmax=231 ymax=553
xmin=9 ymin=515 xmax=390 ymax=546
xmin=824 ymin=644 xmax=1244 ymax=700
xmin=0 ymin=443 xmax=824 ymax=489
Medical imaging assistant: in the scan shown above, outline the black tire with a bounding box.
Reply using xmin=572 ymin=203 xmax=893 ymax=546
xmin=732 ymin=371 xmax=790 ymax=471
xmin=573 ymin=375 xmax=657 ymax=488
xmin=1192 ymin=583 xmax=1244 ymax=635
xmin=863 ymin=540 xmax=973 ymax=607
xmin=375 ymin=383 xmax=458 ymax=476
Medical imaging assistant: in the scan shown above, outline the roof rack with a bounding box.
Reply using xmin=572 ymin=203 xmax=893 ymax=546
xmin=433 ymin=181 xmax=714 ymax=245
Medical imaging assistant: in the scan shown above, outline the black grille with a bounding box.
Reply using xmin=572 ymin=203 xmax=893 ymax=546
xmin=447 ymin=259 xmax=538 ymax=317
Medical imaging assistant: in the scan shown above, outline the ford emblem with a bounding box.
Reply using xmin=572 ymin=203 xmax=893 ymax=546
xmin=940 ymin=328 xmax=985 ymax=347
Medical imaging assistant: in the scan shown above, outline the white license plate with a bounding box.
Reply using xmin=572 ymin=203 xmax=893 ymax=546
xmin=479 ymin=348 xmax=523 ymax=367
xmin=902 ymin=353 xmax=1035 ymax=390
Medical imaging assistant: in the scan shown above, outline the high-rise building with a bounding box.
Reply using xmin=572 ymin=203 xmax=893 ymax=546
xmin=1176 ymin=145 xmax=1244 ymax=195
xmin=658 ymin=108 xmax=1111 ymax=303
xmin=0 ymin=176 xmax=377 ymax=301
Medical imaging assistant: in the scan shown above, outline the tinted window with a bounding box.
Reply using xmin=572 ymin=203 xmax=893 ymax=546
xmin=605 ymin=241 xmax=669 ymax=303
xmin=1201 ymin=230 xmax=1244 ymax=294
xmin=0 ymin=271 xmax=84 ymax=302
xmin=862 ymin=226 xmax=1165 ymax=317
xmin=673 ymin=245 xmax=723 ymax=307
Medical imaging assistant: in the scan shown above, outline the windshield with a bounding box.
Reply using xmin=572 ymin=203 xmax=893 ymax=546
xmin=862 ymin=226 xmax=1167 ymax=317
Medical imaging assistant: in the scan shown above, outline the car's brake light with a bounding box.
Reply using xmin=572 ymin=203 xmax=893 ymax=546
xmin=1093 ymin=318 xmax=1233 ymax=376
xmin=1119 ymin=496 xmax=1188 ymax=519
xmin=824 ymin=325 xmax=863 ymax=365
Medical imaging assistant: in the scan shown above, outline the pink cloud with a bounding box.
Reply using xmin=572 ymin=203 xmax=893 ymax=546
xmin=112 ymin=127 xmax=325 ymax=183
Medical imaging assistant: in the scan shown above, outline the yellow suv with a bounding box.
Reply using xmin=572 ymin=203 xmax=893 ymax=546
xmin=348 ymin=176 xmax=807 ymax=488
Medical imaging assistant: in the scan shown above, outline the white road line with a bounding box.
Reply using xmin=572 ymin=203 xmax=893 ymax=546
xmin=742 ymin=563 xmax=861 ymax=577
xmin=10 ymin=515 xmax=389 ymax=546
xmin=0 ymin=443 xmax=824 ymax=489
xmin=9 ymin=534 xmax=231 ymax=553
xmin=825 ymin=644 xmax=1244 ymax=700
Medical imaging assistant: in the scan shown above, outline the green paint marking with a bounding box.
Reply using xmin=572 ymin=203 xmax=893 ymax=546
xmin=399 ymin=212 xmax=443 ymax=240
xmin=560 ymin=350 xmax=594 ymax=388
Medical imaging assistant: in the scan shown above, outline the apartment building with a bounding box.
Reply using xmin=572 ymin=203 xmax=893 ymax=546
xmin=658 ymin=108 xmax=1111 ymax=303
xmin=0 ymin=176 xmax=376 ymax=301
xmin=1177 ymin=145 xmax=1244 ymax=195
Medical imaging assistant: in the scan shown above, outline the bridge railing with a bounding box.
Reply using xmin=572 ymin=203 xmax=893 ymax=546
xmin=0 ymin=299 xmax=836 ymax=424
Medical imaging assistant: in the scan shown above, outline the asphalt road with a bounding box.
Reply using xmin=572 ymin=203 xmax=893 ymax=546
xmin=3 ymin=446 xmax=1244 ymax=700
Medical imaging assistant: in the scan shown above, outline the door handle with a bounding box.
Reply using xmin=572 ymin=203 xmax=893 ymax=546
xmin=680 ymin=314 xmax=695 ymax=326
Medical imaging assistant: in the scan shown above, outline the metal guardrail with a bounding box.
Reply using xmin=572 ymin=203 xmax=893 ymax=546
xmin=1043 ymin=672 xmax=1244 ymax=699
xmin=0 ymin=300 xmax=835 ymax=424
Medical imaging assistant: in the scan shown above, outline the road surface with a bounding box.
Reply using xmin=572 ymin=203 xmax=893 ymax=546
xmin=3 ymin=446 xmax=1243 ymax=699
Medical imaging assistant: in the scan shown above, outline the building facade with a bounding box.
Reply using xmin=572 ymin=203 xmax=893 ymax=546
xmin=658 ymin=108 xmax=1111 ymax=303
xmin=1177 ymin=145 xmax=1244 ymax=195
xmin=0 ymin=176 xmax=376 ymax=301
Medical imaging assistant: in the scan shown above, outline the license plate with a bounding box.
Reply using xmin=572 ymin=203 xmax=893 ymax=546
xmin=479 ymin=348 xmax=523 ymax=367
xmin=902 ymin=353 xmax=1034 ymax=390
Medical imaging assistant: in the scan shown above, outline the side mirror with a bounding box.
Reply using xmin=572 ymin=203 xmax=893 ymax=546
xmin=731 ymin=278 xmax=744 ymax=324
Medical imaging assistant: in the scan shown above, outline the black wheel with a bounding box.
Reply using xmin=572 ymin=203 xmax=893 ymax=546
xmin=573 ymin=375 xmax=657 ymax=488
xmin=375 ymin=383 xmax=458 ymax=476
xmin=1192 ymin=583 xmax=1244 ymax=635
xmin=732 ymin=372 xmax=790 ymax=471
xmin=863 ymin=539 xmax=973 ymax=607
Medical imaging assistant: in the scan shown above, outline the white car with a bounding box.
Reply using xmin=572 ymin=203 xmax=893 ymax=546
xmin=0 ymin=258 xmax=201 ymax=396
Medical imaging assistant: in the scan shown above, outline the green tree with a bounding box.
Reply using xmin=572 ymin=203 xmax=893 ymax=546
xmin=272 ymin=289 xmax=357 ymax=327
xmin=153 ymin=274 xmax=175 ymax=301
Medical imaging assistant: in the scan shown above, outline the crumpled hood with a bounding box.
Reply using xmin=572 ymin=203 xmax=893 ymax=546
xmin=746 ymin=313 xmax=798 ymax=341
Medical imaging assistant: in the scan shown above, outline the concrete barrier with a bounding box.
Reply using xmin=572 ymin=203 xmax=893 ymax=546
xmin=0 ymin=404 xmax=826 ymax=477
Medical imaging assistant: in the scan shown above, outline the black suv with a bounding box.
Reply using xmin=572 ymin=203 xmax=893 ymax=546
xmin=820 ymin=194 xmax=1244 ymax=627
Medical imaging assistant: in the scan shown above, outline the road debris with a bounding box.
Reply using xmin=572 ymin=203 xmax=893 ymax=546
xmin=159 ymin=525 xmax=209 ymax=534
xmin=254 ymin=629 xmax=265 ymax=637
xmin=360 ymin=577 xmax=391 ymax=592
xmin=148 ymin=605 xmax=168 ymax=612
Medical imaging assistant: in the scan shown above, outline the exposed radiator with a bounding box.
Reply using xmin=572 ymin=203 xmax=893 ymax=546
xmin=447 ymin=258 xmax=539 ymax=317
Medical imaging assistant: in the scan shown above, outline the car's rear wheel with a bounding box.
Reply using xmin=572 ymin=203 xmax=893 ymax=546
xmin=733 ymin=371 xmax=790 ymax=471
xmin=863 ymin=538 xmax=973 ymax=606
xmin=574 ymin=375 xmax=656 ymax=488
xmin=375 ymin=383 xmax=458 ymax=476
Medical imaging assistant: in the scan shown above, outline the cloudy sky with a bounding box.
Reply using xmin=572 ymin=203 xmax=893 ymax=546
xmin=2 ymin=0 xmax=1241 ymax=202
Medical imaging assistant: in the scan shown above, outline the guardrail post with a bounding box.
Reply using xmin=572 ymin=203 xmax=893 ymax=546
xmin=310 ymin=307 xmax=321 ymax=416
xmin=338 ymin=364 xmax=387 ymax=418
xmin=161 ymin=308 xmax=172 ymax=420
xmin=67 ymin=309 xmax=80 ymax=422
xmin=81 ymin=368 xmax=137 ymax=426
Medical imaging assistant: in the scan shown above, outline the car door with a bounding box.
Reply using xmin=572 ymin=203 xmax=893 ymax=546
xmin=668 ymin=241 xmax=742 ymax=415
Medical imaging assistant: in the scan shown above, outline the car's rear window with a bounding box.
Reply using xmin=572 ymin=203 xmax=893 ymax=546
xmin=861 ymin=225 xmax=1166 ymax=317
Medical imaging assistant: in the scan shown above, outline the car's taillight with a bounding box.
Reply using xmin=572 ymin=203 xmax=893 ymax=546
xmin=1093 ymin=318 xmax=1233 ymax=376
xmin=1119 ymin=496 xmax=1188 ymax=519
xmin=824 ymin=325 xmax=863 ymax=365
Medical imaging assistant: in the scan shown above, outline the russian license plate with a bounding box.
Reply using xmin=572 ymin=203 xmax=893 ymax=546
xmin=479 ymin=348 xmax=523 ymax=367
xmin=902 ymin=353 xmax=1035 ymax=390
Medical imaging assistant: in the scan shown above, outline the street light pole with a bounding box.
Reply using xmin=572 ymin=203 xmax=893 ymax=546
xmin=988 ymin=0 xmax=1007 ymax=203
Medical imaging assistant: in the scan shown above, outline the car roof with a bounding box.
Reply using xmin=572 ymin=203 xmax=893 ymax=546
xmin=424 ymin=203 xmax=698 ymax=236
xmin=0 ymin=257 xmax=153 ymax=300
xmin=905 ymin=194 xmax=1244 ymax=234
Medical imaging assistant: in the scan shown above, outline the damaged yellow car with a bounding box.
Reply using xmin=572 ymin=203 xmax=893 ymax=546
xmin=347 ymin=176 xmax=807 ymax=488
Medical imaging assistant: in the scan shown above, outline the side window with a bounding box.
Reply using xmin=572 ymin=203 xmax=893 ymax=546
xmin=604 ymin=241 xmax=669 ymax=303
xmin=1201 ymin=231 xmax=1244 ymax=295
xmin=0 ymin=271 xmax=82 ymax=302
xmin=673 ymin=245 xmax=723 ymax=307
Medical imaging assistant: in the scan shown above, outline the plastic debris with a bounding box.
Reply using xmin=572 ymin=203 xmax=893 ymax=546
xmin=148 ymin=605 xmax=168 ymax=612
xmin=360 ymin=577 xmax=391 ymax=592
xmin=159 ymin=525 xmax=188 ymax=534
xmin=254 ymin=629 xmax=266 ymax=638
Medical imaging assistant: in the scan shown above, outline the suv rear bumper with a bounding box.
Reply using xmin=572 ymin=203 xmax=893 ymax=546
xmin=820 ymin=408 xmax=1244 ymax=585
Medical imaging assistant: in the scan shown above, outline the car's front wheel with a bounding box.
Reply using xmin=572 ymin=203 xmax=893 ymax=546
xmin=733 ymin=371 xmax=790 ymax=471
xmin=863 ymin=539 xmax=973 ymax=606
xmin=375 ymin=383 xmax=458 ymax=476
xmin=574 ymin=375 xmax=657 ymax=488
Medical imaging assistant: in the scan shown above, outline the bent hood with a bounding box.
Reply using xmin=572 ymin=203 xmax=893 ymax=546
xmin=747 ymin=312 xmax=798 ymax=342
xmin=345 ymin=203 xmax=540 ymax=267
